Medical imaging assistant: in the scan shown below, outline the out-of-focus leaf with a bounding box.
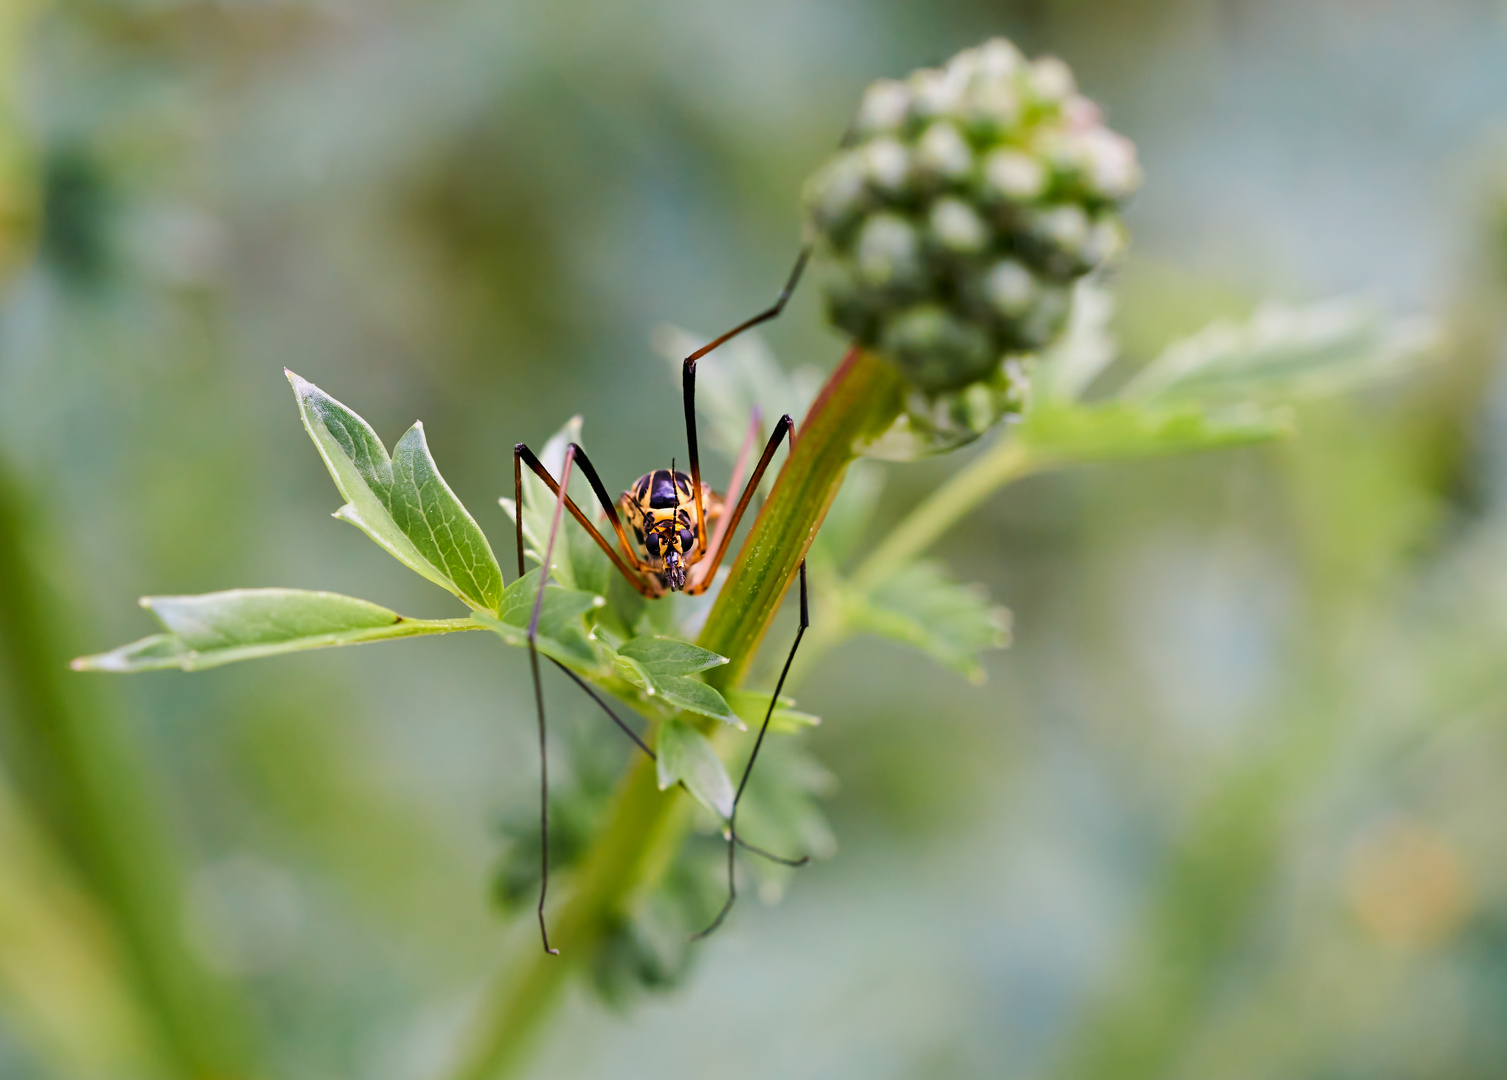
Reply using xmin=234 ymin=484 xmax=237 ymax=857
xmin=1016 ymin=400 xmax=1291 ymax=463
xmin=493 ymin=729 xmax=621 ymax=912
xmin=735 ymin=739 xmax=837 ymax=899
xmin=843 ymin=561 xmax=1012 ymax=684
xmin=479 ymin=568 xmax=602 ymax=668
xmin=724 ymin=689 xmax=820 ymax=734
xmin=654 ymin=324 xmax=823 ymax=471
xmin=567 ymin=513 xmax=613 ymax=598
xmin=289 ymin=372 xmax=503 ymax=613
xmin=1123 ymin=297 xmax=1436 ymax=404
xmin=1031 ymin=279 xmax=1119 ymax=405
xmin=656 ymin=717 xmax=734 ymax=818
xmin=72 ymin=589 xmax=479 ymax=673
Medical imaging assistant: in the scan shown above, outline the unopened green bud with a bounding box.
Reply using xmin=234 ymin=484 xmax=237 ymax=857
xmin=929 ymin=198 xmax=989 ymax=255
xmin=861 ymin=138 xmax=912 ymax=197
xmin=916 ymin=122 xmax=974 ymax=184
xmin=855 ymin=79 xmax=911 ymax=135
xmin=983 ymin=259 xmax=1036 ymax=318
xmin=982 ymin=148 xmax=1047 ymax=202
xmin=1026 ymin=56 xmax=1076 ymax=106
xmin=854 ymin=213 xmax=922 ymax=291
xmin=805 ymin=36 xmax=1140 ymax=444
xmin=880 ymin=304 xmax=995 ymax=389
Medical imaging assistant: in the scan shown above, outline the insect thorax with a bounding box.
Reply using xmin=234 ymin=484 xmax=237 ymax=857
xmin=619 ymin=469 xmax=722 ymax=572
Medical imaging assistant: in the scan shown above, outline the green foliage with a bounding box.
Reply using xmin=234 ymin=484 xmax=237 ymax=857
xmin=655 ymin=717 xmax=734 ymax=818
xmin=735 ymin=738 xmax=839 ymax=893
xmin=479 ymin=570 xmax=603 ymax=668
xmin=72 ymin=589 xmax=480 ymax=673
xmin=289 ymin=372 xmax=504 ymax=613
xmin=1019 ymin=287 xmax=1433 ymax=466
xmin=1123 ymin=297 xmax=1435 ymax=404
xmin=605 ymin=637 xmax=740 ymax=726
xmin=724 ymin=689 xmax=819 ymax=734
xmin=842 ymin=561 xmax=1011 ymax=684
xmin=1017 ymin=399 xmax=1291 ymax=461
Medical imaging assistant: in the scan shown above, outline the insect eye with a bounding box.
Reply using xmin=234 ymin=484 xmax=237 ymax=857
xmin=645 ymin=533 xmax=661 ymax=557
xmin=679 ymin=528 xmax=694 ymax=551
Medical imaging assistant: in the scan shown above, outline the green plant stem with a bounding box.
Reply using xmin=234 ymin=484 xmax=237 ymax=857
xmin=700 ymin=346 xmax=908 ymax=685
xmin=0 ymin=468 xmax=248 ymax=1077
xmin=445 ymin=347 xmax=906 ymax=1080
xmin=852 ymin=435 xmax=1035 ymax=589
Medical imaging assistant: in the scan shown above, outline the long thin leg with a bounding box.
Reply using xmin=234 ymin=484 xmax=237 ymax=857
xmin=561 ymin=442 xmax=655 ymax=576
xmin=686 ymin=414 xmax=794 ymax=595
xmin=548 ymin=658 xmax=654 ymax=760
xmin=702 ymin=407 xmax=761 ymax=569
xmin=515 ymin=443 xmax=658 ymax=598
xmin=693 ymin=561 xmax=812 ymax=940
xmin=516 ymin=445 xmax=657 ymax=759
xmin=528 ymin=445 xmax=577 ymax=956
xmin=683 ymin=245 xmax=811 ymax=547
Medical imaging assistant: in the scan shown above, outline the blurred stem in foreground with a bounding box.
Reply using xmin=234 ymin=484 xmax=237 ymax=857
xmin=446 ymin=347 xmax=906 ymax=1080
xmin=0 ymin=2 xmax=246 ymax=1071
xmin=0 ymin=471 xmax=248 ymax=1075
xmin=0 ymin=765 xmax=165 ymax=1076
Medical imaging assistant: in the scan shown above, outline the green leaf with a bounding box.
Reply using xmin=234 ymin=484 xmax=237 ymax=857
xmin=568 ymin=516 xmax=613 ymax=599
xmin=735 ymin=739 xmax=838 ymax=898
xmin=606 ymin=636 xmax=740 ymax=725
xmin=1123 ymin=298 xmax=1435 ymax=404
xmin=72 ymin=589 xmax=480 ymax=673
xmin=844 ymin=562 xmax=1011 ymax=684
xmin=650 ymin=676 xmax=741 ymax=726
xmin=724 ymin=689 xmax=820 ymax=734
xmin=612 ymin=653 xmax=654 ymax=693
xmin=1016 ymin=399 xmax=1291 ymax=464
xmin=617 ymin=637 xmax=727 ymax=676
xmin=288 ymin=371 xmax=503 ymax=613
xmin=477 ymin=568 xmax=602 ymax=668
xmin=655 ymin=717 xmax=734 ymax=818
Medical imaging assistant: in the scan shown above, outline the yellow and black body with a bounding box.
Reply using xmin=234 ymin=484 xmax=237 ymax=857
xmin=619 ymin=469 xmax=724 ymax=592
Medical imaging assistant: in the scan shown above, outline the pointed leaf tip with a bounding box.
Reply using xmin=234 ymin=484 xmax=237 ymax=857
xmin=74 ymin=589 xmax=482 ymax=673
xmin=291 ymin=375 xmax=503 ymax=612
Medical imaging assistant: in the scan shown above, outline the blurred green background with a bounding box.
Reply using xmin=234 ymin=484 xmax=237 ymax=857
xmin=3 ymin=1 xmax=1507 ymax=1078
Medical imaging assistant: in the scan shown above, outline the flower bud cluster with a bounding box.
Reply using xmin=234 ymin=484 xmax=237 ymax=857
xmin=805 ymin=39 xmax=1139 ymax=449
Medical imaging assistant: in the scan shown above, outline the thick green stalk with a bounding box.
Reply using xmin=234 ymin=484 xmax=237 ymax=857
xmin=700 ymin=347 xmax=907 ymax=686
xmin=445 ymin=347 xmax=905 ymax=1080
xmin=0 ymin=470 xmax=249 ymax=1077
